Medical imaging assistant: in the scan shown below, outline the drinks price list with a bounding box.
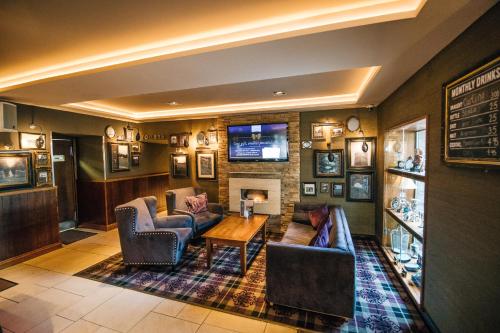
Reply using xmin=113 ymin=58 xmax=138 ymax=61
xmin=444 ymin=57 xmax=500 ymax=166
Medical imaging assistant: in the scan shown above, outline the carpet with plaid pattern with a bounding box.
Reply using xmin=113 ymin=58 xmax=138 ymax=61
xmin=75 ymin=236 xmax=427 ymax=332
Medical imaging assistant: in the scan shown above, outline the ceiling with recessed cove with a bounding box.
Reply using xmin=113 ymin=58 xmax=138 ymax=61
xmin=0 ymin=0 xmax=496 ymax=121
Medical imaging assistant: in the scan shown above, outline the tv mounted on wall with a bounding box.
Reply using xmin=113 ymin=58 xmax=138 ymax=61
xmin=227 ymin=123 xmax=289 ymax=162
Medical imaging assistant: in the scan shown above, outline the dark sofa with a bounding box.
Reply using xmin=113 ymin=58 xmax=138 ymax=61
xmin=266 ymin=203 xmax=356 ymax=319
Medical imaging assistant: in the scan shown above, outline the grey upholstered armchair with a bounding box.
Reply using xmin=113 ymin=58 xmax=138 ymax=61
xmin=166 ymin=187 xmax=223 ymax=236
xmin=114 ymin=196 xmax=193 ymax=270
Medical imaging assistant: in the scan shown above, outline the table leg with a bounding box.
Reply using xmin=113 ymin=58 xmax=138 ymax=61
xmin=240 ymin=243 xmax=247 ymax=276
xmin=206 ymin=239 xmax=212 ymax=268
xmin=262 ymin=223 xmax=267 ymax=243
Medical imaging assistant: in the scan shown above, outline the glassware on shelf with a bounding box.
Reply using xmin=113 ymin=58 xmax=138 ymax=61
xmin=390 ymin=227 xmax=411 ymax=263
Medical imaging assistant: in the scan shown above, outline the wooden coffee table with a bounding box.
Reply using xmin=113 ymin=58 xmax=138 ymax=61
xmin=202 ymin=214 xmax=268 ymax=275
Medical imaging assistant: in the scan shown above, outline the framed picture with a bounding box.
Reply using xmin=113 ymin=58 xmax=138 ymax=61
xmin=196 ymin=150 xmax=217 ymax=180
xmin=178 ymin=134 xmax=189 ymax=147
xmin=311 ymin=123 xmax=326 ymax=140
xmin=346 ymin=171 xmax=374 ymax=202
xmin=124 ymin=127 xmax=134 ymax=142
xmin=170 ymin=134 xmax=178 ymax=147
xmin=314 ymin=149 xmax=344 ymax=177
xmin=35 ymin=168 xmax=52 ymax=187
xmin=34 ymin=151 xmax=51 ymax=168
xmin=0 ymin=152 xmax=33 ymax=190
xmin=302 ymin=182 xmax=317 ymax=196
xmin=331 ymin=182 xmax=344 ymax=197
xmin=319 ymin=182 xmax=329 ymax=193
xmin=330 ymin=124 xmax=345 ymax=138
xmin=131 ymin=155 xmax=140 ymax=166
xmin=109 ymin=143 xmax=130 ymax=172
xmin=207 ymin=130 xmax=218 ymax=145
xmin=131 ymin=143 xmax=141 ymax=154
xmin=19 ymin=132 xmax=46 ymax=149
xmin=171 ymin=153 xmax=189 ymax=178
xmin=346 ymin=137 xmax=376 ymax=170
xmin=311 ymin=123 xmax=344 ymax=141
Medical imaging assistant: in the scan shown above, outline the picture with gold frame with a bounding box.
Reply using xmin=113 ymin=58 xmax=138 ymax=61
xmin=35 ymin=168 xmax=52 ymax=187
xmin=34 ymin=151 xmax=51 ymax=168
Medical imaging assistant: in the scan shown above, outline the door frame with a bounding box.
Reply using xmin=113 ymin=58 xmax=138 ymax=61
xmin=51 ymin=132 xmax=79 ymax=224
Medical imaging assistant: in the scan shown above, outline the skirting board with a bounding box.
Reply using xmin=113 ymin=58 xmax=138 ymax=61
xmin=0 ymin=242 xmax=62 ymax=269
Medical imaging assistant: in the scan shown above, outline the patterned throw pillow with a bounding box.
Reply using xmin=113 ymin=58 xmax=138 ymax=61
xmin=308 ymin=204 xmax=329 ymax=229
xmin=185 ymin=192 xmax=208 ymax=214
xmin=312 ymin=218 xmax=331 ymax=248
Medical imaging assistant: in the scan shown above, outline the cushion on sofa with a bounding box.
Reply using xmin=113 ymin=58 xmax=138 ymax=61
xmin=312 ymin=218 xmax=331 ymax=248
xmin=308 ymin=204 xmax=329 ymax=229
xmin=185 ymin=192 xmax=208 ymax=214
xmin=281 ymin=222 xmax=317 ymax=246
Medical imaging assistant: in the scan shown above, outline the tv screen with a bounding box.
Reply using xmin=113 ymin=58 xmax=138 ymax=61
xmin=227 ymin=123 xmax=289 ymax=162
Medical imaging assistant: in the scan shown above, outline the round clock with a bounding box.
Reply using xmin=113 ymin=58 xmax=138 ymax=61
xmin=346 ymin=116 xmax=360 ymax=132
xmin=390 ymin=197 xmax=401 ymax=210
xmin=105 ymin=126 xmax=116 ymax=139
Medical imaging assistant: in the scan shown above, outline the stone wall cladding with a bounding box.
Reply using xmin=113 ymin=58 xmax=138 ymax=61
xmin=217 ymin=112 xmax=300 ymax=232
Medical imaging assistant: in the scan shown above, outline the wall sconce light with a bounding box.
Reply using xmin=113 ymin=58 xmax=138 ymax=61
xmin=29 ymin=110 xmax=45 ymax=149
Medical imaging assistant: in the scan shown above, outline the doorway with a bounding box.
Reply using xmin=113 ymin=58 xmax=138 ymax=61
xmin=52 ymin=134 xmax=78 ymax=231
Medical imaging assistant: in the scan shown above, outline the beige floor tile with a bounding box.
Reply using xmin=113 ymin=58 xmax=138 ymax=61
xmin=0 ymin=264 xmax=70 ymax=287
xmin=0 ymin=282 xmax=48 ymax=303
xmin=58 ymin=284 xmax=123 ymax=321
xmin=25 ymin=249 xmax=108 ymax=275
xmin=53 ymin=276 xmax=104 ymax=296
xmin=67 ymin=242 xmax=121 ymax=256
xmin=177 ymin=304 xmax=211 ymax=324
xmin=83 ymin=289 xmax=162 ymax=332
xmin=197 ymin=323 xmax=238 ymax=333
xmin=60 ymin=319 xmax=116 ymax=333
xmin=128 ymin=312 xmax=199 ymax=333
xmin=153 ymin=298 xmax=186 ymax=317
xmin=26 ymin=315 xmax=74 ymax=333
xmin=204 ymin=311 xmax=266 ymax=333
xmin=265 ymin=323 xmax=297 ymax=333
xmin=0 ymin=288 xmax=82 ymax=332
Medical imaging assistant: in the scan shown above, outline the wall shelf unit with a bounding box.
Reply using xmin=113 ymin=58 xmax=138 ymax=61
xmin=382 ymin=117 xmax=427 ymax=307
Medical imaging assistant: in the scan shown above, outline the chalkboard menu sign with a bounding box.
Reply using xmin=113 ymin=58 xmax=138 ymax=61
xmin=444 ymin=56 xmax=500 ymax=166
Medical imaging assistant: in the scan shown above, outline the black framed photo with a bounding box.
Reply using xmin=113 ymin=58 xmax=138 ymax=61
xmin=0 ymin=152 xmax=33 ymax=190
xmin=170 ymin=134 xmax=178 ymax=147
xmin=34 ymin=151 xmax=51 ymax=168
xmin=314 ymin=149 xmax=344 ymax=177
xmin=131 ymin=143 xmax=141 ymax=154
xmin=346 ymin=171 xmax=374 ymax=202
xmin=171 ymin=153 xmax=189 ymax=178
xmin=331 ymin=182 xmax=344 ymax=197
xmin=131 ymin=155 xmax=140 ymax=167
xmin=109 ymin=143 xmax=130 ymax=172
xmin=346 ymin=137 xmax=376 ymax=170
xmin=19 ymin=132 xmax=46 ymax=149
xmin=319 ymin=182 xmax=329 ymax=193
xmin=196 ymin=150 xmax=217 ymax=180
xmin=302 ymin=182 xmax=317 ymax=196
xmin=35 ymin=168 xmax=52 ymax=187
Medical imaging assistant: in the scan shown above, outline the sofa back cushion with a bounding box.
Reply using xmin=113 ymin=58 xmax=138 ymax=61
xmin=169 ymin=187 xmax=196 ymax=211
xmin=124 ymin=198 xmax=155 ymax=233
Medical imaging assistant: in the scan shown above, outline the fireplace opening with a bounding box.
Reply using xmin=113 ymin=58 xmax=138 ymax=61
xmin=241 ymin=189 xmax=268 ymax=203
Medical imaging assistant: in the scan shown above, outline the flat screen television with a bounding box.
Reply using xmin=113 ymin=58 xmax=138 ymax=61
xmin=227 ymin=123 xmax=288 ymax=162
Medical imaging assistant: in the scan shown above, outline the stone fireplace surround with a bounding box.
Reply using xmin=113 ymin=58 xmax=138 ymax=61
xmin=217 ymin=112 xmax=300 ymax=233
xmin=229 ymin=174 xmax=281 ymax=215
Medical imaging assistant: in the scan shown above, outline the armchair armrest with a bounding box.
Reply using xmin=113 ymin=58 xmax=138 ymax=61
xmin=266 ymin=241 xmax=355 ymax=318
xmin=154 ymin=214 xmax=193 ymax=229
xmin=173 ymin=209 xmax=196 ymax=221
xmin=207 ymin=202 xmax=223 ymax=215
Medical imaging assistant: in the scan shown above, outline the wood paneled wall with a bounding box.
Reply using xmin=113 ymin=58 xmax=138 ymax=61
xmin=0 ymin=187 xmax=60 ymax=267
xmin=78 ymin=173 xmax=169 ymax=230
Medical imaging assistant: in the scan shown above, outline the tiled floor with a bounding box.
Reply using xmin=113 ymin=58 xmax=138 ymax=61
xmin=0 ymin=229 xmax=297 ymax=333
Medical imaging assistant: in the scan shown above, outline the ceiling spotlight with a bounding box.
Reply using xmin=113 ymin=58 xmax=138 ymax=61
xmin=166 ymin=101 xmax=179 ymax=106
xmin=273 ymin=91 xmax=286 ymax=96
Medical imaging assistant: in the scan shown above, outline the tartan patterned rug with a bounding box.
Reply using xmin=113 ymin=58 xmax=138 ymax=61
xmin=75 ymin=236 xmax=427 ymax=332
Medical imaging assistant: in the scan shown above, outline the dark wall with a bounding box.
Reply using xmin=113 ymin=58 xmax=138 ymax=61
xmin=300 ymin=108 xmax=377 ymax=235
xmin=377 ymin=4 xmax=500 ymax=332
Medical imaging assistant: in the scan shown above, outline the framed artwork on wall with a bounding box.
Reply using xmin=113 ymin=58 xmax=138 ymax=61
xmin=131 ymin=155 xmax=140 ymax=167
xmin=34 ymin=151 xmax=51 ymax=168
xmin=207 ymin=130 xmax=218 ymax=145
xmin=196 ymin=150 xmax=217 ymax=180
xmin=331 ymin=182 xmax=344 ymax=197
xmin=346 ymin=137 xmax=376 ymax=170
xmin=170 ymin=134 xmax=178 ymax=147
xmin=35 ymin=168 xmax=52 ymax=187
xmin=311 ymin=123 xmax=326 ymax=140
xmin=346 ymin=171 xmax=374 ymax=202
xmin=171 ymin=153 xmax=189 ymax=178
xmin=319 ymin=182 xmax=329 ymax=193
xmin=19 ymin=132 xmax=46 ymax=149
xmin=0 ymin=152 xmax=33 ymax=190
xmin=302 ymin=182 xmax=317 ymax=196
xmin=109 ymin=143 xmax=130 ymax=172
xmin=314 ymin=149 xmax=344 ymax=177
xmin=131 ymin=143 xmax=141 ymax=154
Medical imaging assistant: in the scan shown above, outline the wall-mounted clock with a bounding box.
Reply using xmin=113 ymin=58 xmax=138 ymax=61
xmin=105 ymin=125 xmax=116 ymax=139
xmin=346 ymin=116 xmax=360 ymax=132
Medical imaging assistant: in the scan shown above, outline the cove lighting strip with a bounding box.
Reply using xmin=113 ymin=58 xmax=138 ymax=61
xmin=66 ymin=66 xmax=380 ymax=120
xmin=0 ymin=0 xmax=424 ymax=91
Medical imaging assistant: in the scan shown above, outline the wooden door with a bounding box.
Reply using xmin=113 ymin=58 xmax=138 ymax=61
xmin=52 ymin=138 xmax=77 ymax=223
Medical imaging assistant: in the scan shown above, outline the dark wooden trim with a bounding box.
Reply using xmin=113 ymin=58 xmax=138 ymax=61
xmin=0 ymin=242 xmax=61 ymax=269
